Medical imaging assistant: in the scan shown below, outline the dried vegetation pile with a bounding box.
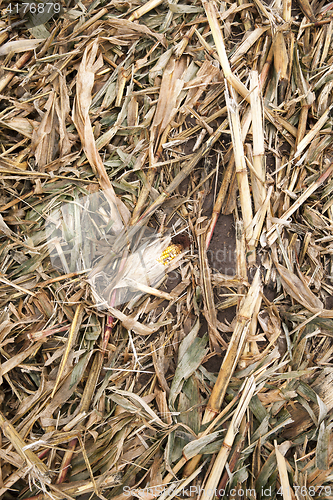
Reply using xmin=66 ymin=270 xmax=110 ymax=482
xmin=1 ymin=0 xmax=333 ymax=498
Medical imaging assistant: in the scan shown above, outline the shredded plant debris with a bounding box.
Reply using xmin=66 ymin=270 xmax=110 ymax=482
xmin=1 ymin=0 xmax=333 ymax=498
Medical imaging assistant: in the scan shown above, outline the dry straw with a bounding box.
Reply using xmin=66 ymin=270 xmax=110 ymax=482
xmin=1 ymin=0 xmax=333 ymax=497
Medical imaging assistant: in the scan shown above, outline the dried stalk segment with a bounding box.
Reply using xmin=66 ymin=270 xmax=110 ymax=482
xmin=250 ymin=70 xmax=266 ymax=212
xmin=199 ymin=377 xmax=256 ymax=500
xmin=225 ymin=86 xmax=254 ymax=261
xmin=293 ymin=46 xmax=315 ymax=148
xmin=128 ymin=0 xmax=163 ymax=22
xmin=183 ymin=271 xmax=261 ymax=476
xmin=204 ymin=270 xmax=261 ymax=422
xmin=202 ymin=0 xmax=249 ymax=99
xmin=274 ymin=30 xmax=289 ymax=103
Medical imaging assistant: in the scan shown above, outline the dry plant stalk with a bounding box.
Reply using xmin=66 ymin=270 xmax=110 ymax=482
xmin=203 ymin=270 xmax=261 ymax=422
xmin=0 ymin=51 xmax=33 ymax=93
xmin=235 ymin=220 xmax=247 ymax=280
xmin=275 ymin=440 xmax=293 ymax=500
xmin=298 ymin=0 xmax=316 ymax=22
xmin=283 ymin=0 xmax=292 ymax=21
xmin=249 ymin=70 xmax=266 ymax=212
xmin=225 ymin=86 xmax=254 ymax=261
xmin=128 ymin=0 xmax=163 ymax=21
xmin=184 ymin=270 xmax=261 ymax=476
xmin=73 ymin=7 xmax=108 ymax=35
xmin=246 ymin=290 xmax=262 ymax=360
xmin=274 ymin=30 xmax=289 ymax=103
xmin=293 ymin=46 xmax=315 ymax=147
xmin=248 ymin=185 xmax=273 ymax=249
xmin=199 ymin=377 xmax=256 ymax=500
xmin=202 ymin=0 xmax=249 ymax=99
xmin=51 ymin=304 xmax=84 ymax=398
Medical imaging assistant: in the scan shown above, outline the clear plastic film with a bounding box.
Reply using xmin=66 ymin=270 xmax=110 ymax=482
xmin=45 ymin=188 xmax=184 ymax=309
